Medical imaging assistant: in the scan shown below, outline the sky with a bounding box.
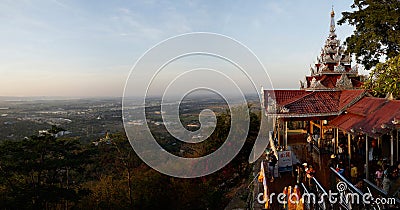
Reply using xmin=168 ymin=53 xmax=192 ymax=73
xmin=0 ymin=0 xmax=365 ymax=97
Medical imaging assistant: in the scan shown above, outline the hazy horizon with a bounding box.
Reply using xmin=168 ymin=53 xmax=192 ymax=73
xmin=1 ymin=1 xmax=369 ymax=97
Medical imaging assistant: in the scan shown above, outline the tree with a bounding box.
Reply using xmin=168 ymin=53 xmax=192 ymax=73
xmin=0 ymin=131 xmax=88 ymax=209
xmin=338 ymin=0 xmax=400 ymax=70
xmin=363 ymin=54 xmax=400 ymax=98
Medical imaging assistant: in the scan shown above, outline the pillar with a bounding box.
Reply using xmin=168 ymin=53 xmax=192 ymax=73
xmin=391 ymin=131 xmax=394 ymax=166
xmin=335 ymin=128 xmax=339 ymax=154
xmin=284 ymin=121 xmax=288 ymax=148
xmin=397 ymin=129 xmax=399 ymax=163
xmin=366 ymin=134 xmax=369 ymax=180
xmin=320 ymin=120 xmax=324 ymax=140
xmin=348 ymin=133 xmax=352 ymax=160
xmin=277 ymin=119 xmax=281 ymax=146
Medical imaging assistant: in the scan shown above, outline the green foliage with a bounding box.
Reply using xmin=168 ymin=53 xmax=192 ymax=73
xmin=0 ymin=107 xmax=261 ymax=209
xmin=363 ymin=54 xmax=400 ymax=98
xmin=338 ymin=0 xmax=400 ymax=70
xmin=0 ymin=133 xmax=88 ymax=209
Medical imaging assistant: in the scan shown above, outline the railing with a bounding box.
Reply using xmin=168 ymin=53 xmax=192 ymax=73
xmin=329 ymin=167 xmax=383 ymax=210
xmin=301 ymin=183 xmax=312 ymax=210
xmin=363 ymin=178 xmax=400 ymax=209
xmin=312 ymin=177 xmax=331 ymax=209
xmin=301 ymin=177 xmax=331 ymax=210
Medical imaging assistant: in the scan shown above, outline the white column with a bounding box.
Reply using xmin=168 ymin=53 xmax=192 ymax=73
xmin=391 ymin=131 xmax=394 ymax=166
xmin=284 ymin=121 xmax=288 ymax=148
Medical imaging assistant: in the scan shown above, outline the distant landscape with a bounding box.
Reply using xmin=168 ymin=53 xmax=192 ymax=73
xmin=0 ymin=95 xmax=261 ymax=209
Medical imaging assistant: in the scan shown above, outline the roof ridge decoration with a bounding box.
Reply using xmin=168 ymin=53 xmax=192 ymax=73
xmin=313 ymin=8 xmax=352 ymax=74
xmin=303 ymin=8 xmax=362 ymax=90
xmin=336 ymin=74 xmax=353 ymax=89
xmin=310 ymin=77 xmax=327 ymax=89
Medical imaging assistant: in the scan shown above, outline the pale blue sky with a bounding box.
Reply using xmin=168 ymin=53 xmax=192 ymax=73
xmin=0 ymin=0 xmax=363 ymax=97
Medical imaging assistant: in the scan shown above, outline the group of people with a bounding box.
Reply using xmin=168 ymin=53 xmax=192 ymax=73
xmin=281 ymin=185 xmax=304 ymax=210
xmin=293 ymin=162 xmax=316 ymax=186
xmin=375 ymin=161 xmax=400 ymax=196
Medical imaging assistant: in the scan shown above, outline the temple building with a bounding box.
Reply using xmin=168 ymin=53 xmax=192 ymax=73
xmin=263 ymin=8 xmax=400 ymax=179
xmin=264 ymin=8 xmax=365 ymax=148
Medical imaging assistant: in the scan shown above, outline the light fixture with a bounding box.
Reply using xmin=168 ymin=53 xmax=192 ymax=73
xmin=392 ymin=118 xmax=399 ymax=125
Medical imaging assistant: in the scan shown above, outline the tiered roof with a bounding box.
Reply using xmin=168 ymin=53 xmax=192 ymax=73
xmin=264 ymin=9 xmax=367 ymax=120
xmin=300 ymin=8 xmax=363 ymax=90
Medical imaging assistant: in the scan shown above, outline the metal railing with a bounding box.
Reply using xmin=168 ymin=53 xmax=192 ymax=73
xmin=301 ymin=177 xmax=331 ymax=210
xmin=363 ymin=178 xmax=400 ymax=209
xmin=329 ymin=167 xmax=384 ymax=210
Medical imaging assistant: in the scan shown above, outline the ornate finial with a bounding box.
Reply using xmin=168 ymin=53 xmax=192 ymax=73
xmin=330 ymin=6 xmax=336 ymax=34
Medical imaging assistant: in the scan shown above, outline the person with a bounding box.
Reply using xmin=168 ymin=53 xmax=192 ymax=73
xmin=302 ymin=163 xmax=308 ymax=183
xmin=269 ymin=151 xmax=278 ymax=182
xmin=338 ymin=144 xmax=344 ymax=160
xmin=295 ymin=163 xmax=303 ymax=184
xmin=350 ymin=164 xmax=358 ymax=183
xmin=306 ymin=165 xmax=316 ymax=186
xmin=307 ymin=134 xmax=313 ymax=154
xmin=357 ymin=137 xmax=364 ymax=156
xmin=355 ymin=180 xmax=363 ymax=190
xmin=336 ymin=162 xmax=345 ymax=175
xmin=386 ymin=167 xmax=400 ymax=196
xmin=328 ymin=154 xmax=337 ymax=169
xmin=375 ymin=168 xmax=384 ymax=188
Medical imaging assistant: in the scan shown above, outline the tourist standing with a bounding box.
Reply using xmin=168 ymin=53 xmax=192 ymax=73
xmin=375 ymin=168 xmax=384 ymax=188
xmin=350 ymin=164 xmax=358 ymax=183
xmin=306 ymin=165 xmax=316 ymax=186
xmin=269 ymin=151 xmax=278 ymax=182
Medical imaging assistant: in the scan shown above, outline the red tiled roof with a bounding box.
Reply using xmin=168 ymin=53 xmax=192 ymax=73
xmin=264 ymin=90 xmax=307 ymax=105
xmin=331 ymin=97 xmax=400 ymax=137
xmin=338 ymin=89 xmax=366 ymax=110
xmin=356 ymin=100 xmax=400 ymax=136
xmin=264 ymin=89 xmax=365 ymax=117
xmin=330 ymin=113 xmax=364 ymax=131
xmin=284 ymin=91 xmax=340 ymax=114
xmin=351 ymin=79 xmax=363 ymax=88
xmin=347 ymin=97 xmax=385 ymax=116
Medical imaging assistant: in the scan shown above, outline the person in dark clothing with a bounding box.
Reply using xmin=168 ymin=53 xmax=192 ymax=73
xmin=328 ymin=154 xmax=338 ymax=189
xmin=269 ymin=151 xmax=278 ymax=182
xmin=328 ymin=154 xmax=337 ymax=169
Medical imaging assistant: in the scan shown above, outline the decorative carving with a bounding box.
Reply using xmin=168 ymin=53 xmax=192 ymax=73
xmin=280 ymin=107 xmax=290 ymax=113
xmin=310 ymin=77 xmax=327 ymax=89
xmin=336 ymin=74 xmax=353 ymax=89
xmin=267 ymin=93 xmax=277 ymax=113
xmin=334 ymin=65 xmax=345 ymax=72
